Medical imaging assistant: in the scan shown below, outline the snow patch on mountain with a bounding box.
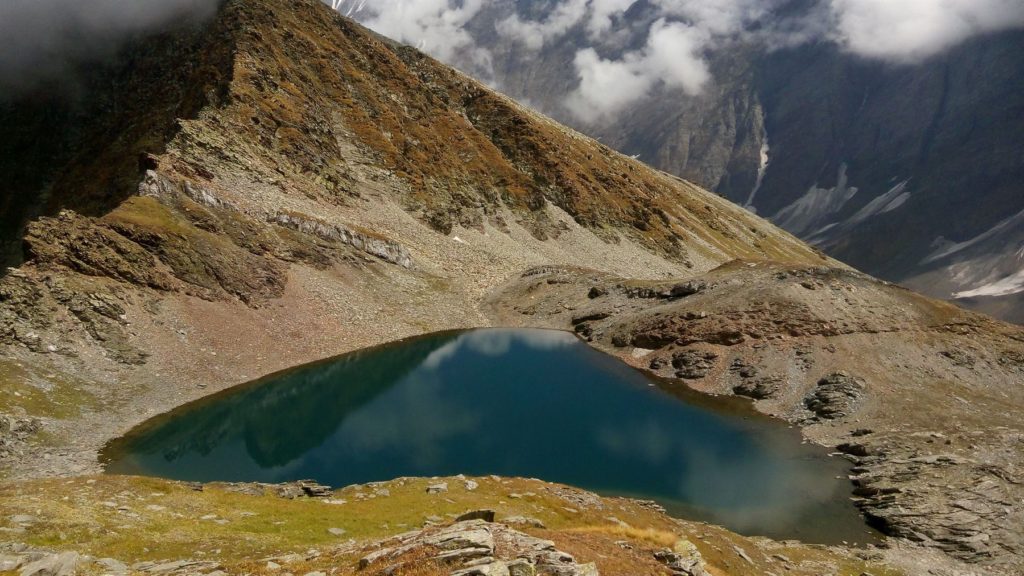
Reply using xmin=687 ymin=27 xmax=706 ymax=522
xmin=953 ymin=269 xmax=1024 ymax=299
xmin=923 ymin=208 xmax=1024 ymax=265
xmin=771 ymin=163 xmax=858 ymax=236
xmin=744 ymin=138 xmax=770 ymax=213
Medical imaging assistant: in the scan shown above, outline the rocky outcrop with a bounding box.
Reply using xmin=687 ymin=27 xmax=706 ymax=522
xmin=0 ymin=271 xmax=57 ymax=352
xmin=732 ymin=376 xmax=783 ymax=400
xmin=847 ymin=433 xmax=1024 ymax=566
xmin=0 ymin=269 xmax=145 ymax=364
xmin=804 ymin=372 xmax=865 ymax=420
xmin=0 ymin=415 xmax=41 ymax=461
xmin=358 ymin=519 xmax=599 ymax=576
xmin=270 ymin=212 xmax=412 ymax=269
xmin=670 ymin=350 xmax=718 ymax=380
xmin=18 ymin=551 xmax=80 ymax=576
xmin=219 ymin=479 xmax=333 ymax=499
xmin=728 ymin=358 xmax=785 ymax=400
xmin=653 ymin=544 xmax=709 ymax=576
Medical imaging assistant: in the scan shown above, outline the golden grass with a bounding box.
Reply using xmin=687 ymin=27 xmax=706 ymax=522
xmin=570 ymin=524 xmax=681 ymax=548
xmin=0 ymin=474 xmax=904 ymax=576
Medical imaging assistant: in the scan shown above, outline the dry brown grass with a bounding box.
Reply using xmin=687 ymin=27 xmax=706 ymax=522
xmin=569 ymin=524 xmax=681 ymax=549
xmin=0 ymin=474 xmax=904 ymax=576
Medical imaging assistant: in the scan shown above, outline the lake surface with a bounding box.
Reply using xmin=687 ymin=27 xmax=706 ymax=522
xmin=103 ymin=328 xmax=876 ymax=544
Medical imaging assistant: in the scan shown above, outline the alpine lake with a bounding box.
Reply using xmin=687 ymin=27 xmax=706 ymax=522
xmin=103 ymin=328 xmax=879 ymax=544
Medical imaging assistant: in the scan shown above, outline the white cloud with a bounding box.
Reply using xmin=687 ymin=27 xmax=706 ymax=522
xmin=566 ymin=18 xmax=710 ymax=123
xmin=830 ymin=0 xmax=1024 ymax=62
xmin=337 ymin=0 xmax=1024 ymax=121
xmin=497 ymin=0 xmax=589 ymax=51
xmin=588 ymin=0 xmax=641 ymax=35
xmin=498 ymin=1 xmax=769 ymax=122
xmin=344 ymin=0 xmax=492 ymax=66
xmin=496 ymin=0 xmax=640 ymax=50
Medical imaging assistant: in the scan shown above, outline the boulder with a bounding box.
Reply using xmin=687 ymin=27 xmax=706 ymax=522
xmin=672 ymin=350 xmax=718 ymax=379
xmin=0 ymin=555 xmax=25 ymax=572
xmin=358 ymin=520 xmax=597 ymax=575
xmin=653 ymin=546 xmax=708 ymax=576
xmin=507 ymin=559 xmax=536 ymax=576
xmin=804 ymin=372 xmax=865 ymax=419
xmin=451 ymin=560 xmax=510 ymax=576
xmin=426 ymin=482 xmax=449 ymax=494
xmin=733 ymin=376 xmax=782 ymax=400
xmin=501 ymin=516 xmax=546 ymax=529
xmin=571 ymin=311 xmax=611 ymax=325
xmin=95 ymin=558 xmax=128 ymax=576
xmin=19 ymin=552 xmax=80 ymax=576
xmin=669 ymin=280 xmax=706 ymax=298
xmin=456 ymin=510 xmax=496 ymax=523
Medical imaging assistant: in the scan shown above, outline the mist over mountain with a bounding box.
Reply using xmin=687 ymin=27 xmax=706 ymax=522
xmin=338 ymin=0 xmax=1024 ymax=323
xmin=0 ymin=0 xmax=220 ymax=96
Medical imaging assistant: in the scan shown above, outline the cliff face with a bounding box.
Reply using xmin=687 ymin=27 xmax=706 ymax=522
xmin=753 ymin=34 xmax=1024 ymax=299
xmin=434 ymin=0 xmax=1024 ymax=323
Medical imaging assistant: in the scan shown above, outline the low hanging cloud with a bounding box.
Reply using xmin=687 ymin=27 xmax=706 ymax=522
xmin=566 ymin=19 xmax=710 ymax=123
xmin=495 ymin=0 xmax=638 ymax=50
xmin=0 ymin=0 xmax=219 ymax=97
xmin=561 ymin=0 xmax=776 ymax=122
xmin=337 ymin=0 xmax=493 ymax=73
xmin=6 ymin=0 xmax=1020 ymax=113
xmin=342 ymin=0 xmax=1024 ymax=123
xmin=830 ymin=0 xmax=1024 ymax=62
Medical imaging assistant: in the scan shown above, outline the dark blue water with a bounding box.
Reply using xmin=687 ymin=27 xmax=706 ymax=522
xmin=103 ymin=328 xmax=876 ymax=544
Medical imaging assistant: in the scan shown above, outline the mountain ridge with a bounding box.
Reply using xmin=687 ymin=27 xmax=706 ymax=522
xmin=418 ymin=0 xmax=1024 ymax=323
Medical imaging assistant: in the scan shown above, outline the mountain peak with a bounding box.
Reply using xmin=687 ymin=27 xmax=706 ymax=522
xmin=3 ymin=0 xmax=824 ymax=274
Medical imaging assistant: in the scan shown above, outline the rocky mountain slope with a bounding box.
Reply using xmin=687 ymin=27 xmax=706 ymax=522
xmin=0 ymin=0 xmax=1021 ymax=575
xmin=397 ymin=0 xmax=1024 ymax=323
xmin=486 ymin=260 xmax=1024 ymax=571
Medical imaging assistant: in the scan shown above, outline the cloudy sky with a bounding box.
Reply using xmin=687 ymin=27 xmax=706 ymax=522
xmin=3 ymin=0 xmax=1023 ymax=115
xmin=337 ymin=0 xmax=1024 ymax=121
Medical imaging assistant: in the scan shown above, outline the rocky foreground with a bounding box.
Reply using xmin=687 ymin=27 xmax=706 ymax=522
xmin=0 ymin=475 xmax=903 ymax=576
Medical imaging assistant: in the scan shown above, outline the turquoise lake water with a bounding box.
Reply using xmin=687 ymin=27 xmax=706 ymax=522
xmin=103 ymin=328 xmax=877 ymax=544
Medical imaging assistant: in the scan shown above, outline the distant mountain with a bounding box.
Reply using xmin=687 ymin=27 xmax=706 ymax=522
xmin=358 ymin=0 xmax=1024 ymax=323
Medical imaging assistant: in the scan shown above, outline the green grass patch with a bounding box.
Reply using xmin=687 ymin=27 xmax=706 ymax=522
xmin=0 ymin=358 xmax=100 ymax=420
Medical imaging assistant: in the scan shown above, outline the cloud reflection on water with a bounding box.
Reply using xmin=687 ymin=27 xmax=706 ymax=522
xmin=105 ymin=328 xmax=871 ymax=544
